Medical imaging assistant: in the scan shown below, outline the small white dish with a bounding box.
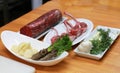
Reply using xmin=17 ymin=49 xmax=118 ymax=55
xmin=43 ymin=18 xmax=94 ymax=46
xmin=1 ymin=30 xmax=69 ymax=66
xmin=74 ymin=26 xmax=120 ymax=60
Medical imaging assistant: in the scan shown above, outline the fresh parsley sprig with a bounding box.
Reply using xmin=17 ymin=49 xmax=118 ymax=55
xmin=48 ymin=34 xmax=72 ymax=56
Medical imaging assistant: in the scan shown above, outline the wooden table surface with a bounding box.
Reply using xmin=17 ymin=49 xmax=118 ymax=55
xmin=0 ymin=0 xmax=120 ymax=73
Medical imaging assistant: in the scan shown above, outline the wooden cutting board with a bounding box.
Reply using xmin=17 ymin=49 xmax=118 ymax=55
xmin=0 ymin=56 xmax=35 ymax=73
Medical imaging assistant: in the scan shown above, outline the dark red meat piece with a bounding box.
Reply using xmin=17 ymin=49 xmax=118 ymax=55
xmin=20 ymin=9 xmax=62 ymax=38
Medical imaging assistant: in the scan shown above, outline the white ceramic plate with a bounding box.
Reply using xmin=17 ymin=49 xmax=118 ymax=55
xmin=43 ymin=18 xmax=94 ymax=46
xmin=1 ymin=30 xmax=69 ymax=66
xmin=74 ymin=26 xmax=120 ymax=60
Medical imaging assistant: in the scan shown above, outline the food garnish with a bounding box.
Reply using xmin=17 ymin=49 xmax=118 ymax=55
xmin=31 ymin=34 xmax=72 ymax=61
xmin=90 ymin=29 xmax=112 ymax=55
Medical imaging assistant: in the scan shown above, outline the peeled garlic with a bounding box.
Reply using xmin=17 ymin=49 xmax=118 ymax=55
xmin=78 ymin=41 xmax=92 ymax=53
xmin=11 ymin=42 xmax=38 ymax=58
xmin=23 ymin=49 xmax=38 ymax=58
xmin=11 ymin=45 xmax=19 ymax=53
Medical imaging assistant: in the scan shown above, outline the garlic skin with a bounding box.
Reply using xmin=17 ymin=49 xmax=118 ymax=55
xmin=78 ymin=41 xmax=93 ymax=53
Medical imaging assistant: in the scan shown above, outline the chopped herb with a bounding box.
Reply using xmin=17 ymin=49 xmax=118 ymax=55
xmin=90 ymin=28 xmax=113 ymax=55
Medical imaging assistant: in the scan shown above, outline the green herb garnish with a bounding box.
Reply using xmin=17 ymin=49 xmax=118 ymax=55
xmin=90 ymin=28 xmax=113 ymax=55
xmin=48 ymin=34 xmax=72 ymax=56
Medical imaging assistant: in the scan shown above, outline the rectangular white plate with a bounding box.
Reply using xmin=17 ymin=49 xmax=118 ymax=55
xmin=0 ymin=56 xmax=35 ymax=73
xmin=74 ymin=25 xmax=120 ymax=60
